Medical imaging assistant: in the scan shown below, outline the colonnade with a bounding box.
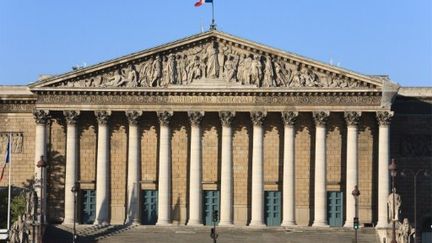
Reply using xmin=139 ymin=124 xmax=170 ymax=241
xmin=32 ymin=110 xmax=393 ymax=227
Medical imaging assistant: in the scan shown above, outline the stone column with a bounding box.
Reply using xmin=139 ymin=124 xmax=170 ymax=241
xmin=375 ymin=111 xmax=393 ymax=228
xmin=219 ymin=111 xmax=235 ymax=226
xmin=343 ymin=111 xmax=361 ymax=228
xmin=156 ymin=111 xmax=173 ymax=225
xmin=94 ymin=110 xmax=111 ymax=225
xmin=187 ymin=111 xmax=205 ymax=226
xmin=312 ymin=111 xmax=330 ymax=227
xmin=125 ymin=111 xmax=143 ymax=224
xmin=33 ymin=110 xmax=49 ymax=225
xmin=281 ymin=111 xmax=298 ymax=226
xmin=63 ymin=111 xmax=80 ymax=225
xmin=249 ymin=111 xmax=267 ymax=227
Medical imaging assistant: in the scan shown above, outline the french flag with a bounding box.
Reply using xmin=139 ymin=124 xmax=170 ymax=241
xmin=195 ymin=0 xmax=212 ymax=7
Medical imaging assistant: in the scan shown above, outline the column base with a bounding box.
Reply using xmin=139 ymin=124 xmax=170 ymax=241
xmin=156 ymin=220 xmax=172 ymax=226
xmin=249 ymin=221 xmax=266 ymax=228
xmin=125 ymin=218 xmax=141 ymax=225
xmin=281 ymin=221 xmax=297 ymax=227
xmin=186 ymin=220 xmax=204 ymax=226
xmin=312 ymin=221 xmax=329 ymax=227
xmin=62 ymin=218 xmax=75 ymax=225
xmin=375 ymin=221 xmax=390 ymax=229
xmin=93 ymin=221 xmax=109 ymax=226
xmin=343 ymin=221 xmax=353 ymax=228
xmin=218 ymin=221 xmax=234 ymax=227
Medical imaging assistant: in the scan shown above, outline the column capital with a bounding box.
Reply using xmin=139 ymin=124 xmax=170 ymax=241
xmin=188 ymin=111 xmax=205 ymax=126
xmin=125 ymin=110 xmax=143 ymax=126
xmin=250 ymin=111 xmax=267 ymax=126
xmin=313 ymin=111 xmax=330 ymax=127
xmin=219 ymin=111 xmax=236 ymax=127
xmin=94 ymin=111 xmax=111 ymax=125
xmin=376 ymin=111 xmax=394 ymax=126
xmin=63 ymin=111 xmax=80 ymax=125
xmin=344 ymin=111 xmax=361 ymax=126
xmin=33 ymin=110 xmax=50 ymax=125
xmin=281 ymin=111 xmax=298 ymax=126
xmin=157 ymin=111 xmax=173 ymax=126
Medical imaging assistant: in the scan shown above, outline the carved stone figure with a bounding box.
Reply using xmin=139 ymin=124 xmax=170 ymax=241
xmin=206 ymin=43 xmax=219 ymax=79
xmin=166 ymin=54 xmax=177 ymax=85
xmin=25 ymin=190 xmax=36 ymax=220
xmin=187 ymin=56 xmax=204 ymax=83
xmin=138 ymin=59 xmax=153 ymax=87
xmin=273 ymin=59 xmax=289 ymax=86
xmin=176 ymin=55 xmax=187 ymax=84
xmin=218 ymin=45 xmax=228 ymax=76
xmin=262 ymin=56 xmax=275 ymax=87
xmin=224 ymin=55 xmax=239 ymax=82
xmin=241 ymin=54 xmax=253 ymax=84
xmin=397 ymin=218 xmax=415 ymax=243
xmin=151 ymin=56 xmax=163 ymax=87
xmin=105 ymin=70 xmax=126 ymax=87
xmin=250 ymin=55 xmax=263 ymax=86
xmin=388 ymin=190 xmax=402 ymax=221
xmin=123 ymin=65 xmax=139 ymax=88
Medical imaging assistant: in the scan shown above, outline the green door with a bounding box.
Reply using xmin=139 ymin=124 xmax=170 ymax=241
xmin=265 ymin=191 xmax=281 ymax=226
xmin=142 ymin=190 xmax=158 ymax=225
xmin=203 ymin=190 xmax=220 ymax=225
xmin=81 ymin=190 xmax=96 ymax=224
xmin=327 ymin=191 xmax=344 ymax=227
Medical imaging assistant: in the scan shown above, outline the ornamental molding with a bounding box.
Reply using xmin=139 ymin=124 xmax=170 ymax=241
xmin=376 ymin=111 xmax=394 ymax=126
xmin=125 ymin=110 xmax=143 ymax=125
xmin=63 ymin=110 xmax=80 ymax=125
xmin=188 ymin=111 xmax=205 ymax=126
xmin=281 ymin=111 xmax=298 ymax=126
xmin=219 ymin=111 xmax=236 ymax=127
xmin=344 ymin=111 xmax=362 ymax=126
xmin=313 ymin=111 xmax=330 ymax=126
xmin=30 ymin=31 xmax=389 ymax=92
xmin=94 ymin=110 xmax=111 ymax=125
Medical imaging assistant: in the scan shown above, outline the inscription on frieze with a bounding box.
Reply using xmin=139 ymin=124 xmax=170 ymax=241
xmin=38 ymin=94 xmax=381 ymax=106
xmin=0 ymin=133 xmax=24 ymax=154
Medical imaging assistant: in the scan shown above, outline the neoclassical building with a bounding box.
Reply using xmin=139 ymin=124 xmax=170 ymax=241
xmin=0 ymin=30 xmax=430 ymax=235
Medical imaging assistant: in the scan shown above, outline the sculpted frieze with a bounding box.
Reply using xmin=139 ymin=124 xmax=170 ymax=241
xmin=37 ymin=93 xmax=381 ymax=106
xmin=50 ymin=40 xmax=373 ymax=90
xmin=0 ymin=133 xmax=24 ymax=154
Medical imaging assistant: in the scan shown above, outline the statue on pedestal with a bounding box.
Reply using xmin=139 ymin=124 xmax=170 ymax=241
xmin=387 ymin=190 xmax=401 ymax=222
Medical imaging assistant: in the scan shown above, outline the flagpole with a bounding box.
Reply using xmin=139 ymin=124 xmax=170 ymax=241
xmin=210 ymin=0 xmax=216 ymax=30
xmin=6 ymin=133 xmax=12 ymax=231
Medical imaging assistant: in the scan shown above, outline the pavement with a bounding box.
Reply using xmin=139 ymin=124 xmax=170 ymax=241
xmin=45 ymin=224 xmax=380 ymax=243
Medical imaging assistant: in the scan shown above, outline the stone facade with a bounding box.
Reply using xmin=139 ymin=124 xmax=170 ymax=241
xmin=0 ymin=31 xmax=430 ymax=239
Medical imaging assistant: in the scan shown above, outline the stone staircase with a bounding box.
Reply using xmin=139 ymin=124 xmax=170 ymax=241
xmin=45 ymin=225 xmax=380 ymax=243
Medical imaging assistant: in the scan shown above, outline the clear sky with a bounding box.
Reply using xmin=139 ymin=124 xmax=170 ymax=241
xmin=0 ymin=0 xmax=431 ymax=86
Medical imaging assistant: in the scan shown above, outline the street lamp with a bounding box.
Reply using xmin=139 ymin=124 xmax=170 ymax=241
xmin=36 ymin=155 xmax=47 ymax=243
xmin=71 ymin=182 xmax=80 ymax=243
xmin=389 ymin=159 xmax=398 ymax=243
xmin=352 ymin=185 xmax=361 ymax=243
xmin=401 ymin=168 xmax=430 ymax=243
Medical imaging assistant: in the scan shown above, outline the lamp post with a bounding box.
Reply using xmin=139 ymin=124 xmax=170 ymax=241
xmin=389 ymin=159 xmax=398 ymax=243
xmin=401 ymin=169 xmax=430 ymax=243
xmin=36 ymin=155 xmax=47 ymax=243
xmin=352 ymin=185 xmax=361 ymax=243
xmin=71 ymin=182 xmax=79 ymax=243
xmin=210 ymin=210 xmax=219 ymax=243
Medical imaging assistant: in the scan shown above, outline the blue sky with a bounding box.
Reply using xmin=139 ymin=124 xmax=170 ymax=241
xmin=0 ymin=1 xmax=431 ymax=86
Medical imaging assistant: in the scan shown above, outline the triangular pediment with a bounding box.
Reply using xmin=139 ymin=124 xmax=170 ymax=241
xmin=29 ymin=30 xmax=392 ymax=91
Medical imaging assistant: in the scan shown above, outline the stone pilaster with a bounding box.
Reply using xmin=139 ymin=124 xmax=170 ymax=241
xmin=249 ymin=111 xmax=267 ymax=227
xmin=375 ymin=111 xmax=394 ymax=228
xmin=187 ymin=111 xmax=205 ymax=226
xmin=156 ymin=111 xmax=173 ymax=225
xmin=219 ymin=111 xmax=235 ymax=226
xmin=343 ymin=111 xmax=361 ymax=227
xmin=94 ymin=110 xmax=111 ymax=225
xmin=125 ymin=110 xmax=143 ymax=224
xmin=63 ymin=110 xmax=80 ymax=224
xmin=281 ymin=111 xmax=298 ymax=226
xmin=312 ymin=111 xmax=330 ymax=227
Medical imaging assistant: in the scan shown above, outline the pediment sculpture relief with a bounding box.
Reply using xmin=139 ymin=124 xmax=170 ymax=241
xmin=53 ymin=40 xmax=371 ymax=89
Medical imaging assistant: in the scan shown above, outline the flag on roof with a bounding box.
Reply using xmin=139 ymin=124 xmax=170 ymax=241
xmin=0 ymin=137 xmax=11 ymax=182
xmin=195 ymin=0 xmax=213 ymax=7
